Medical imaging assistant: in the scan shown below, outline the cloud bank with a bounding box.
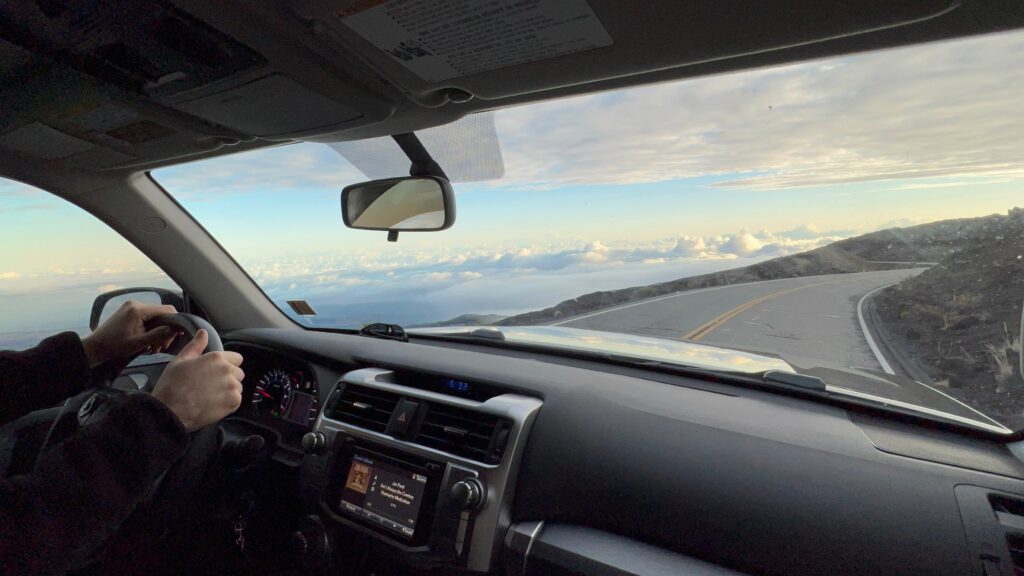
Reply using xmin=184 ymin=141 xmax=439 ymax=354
xmin=229 ymin=225 xmax=848 ymax=326
xmin=490 ymin=31 xmax=1024 ymax=191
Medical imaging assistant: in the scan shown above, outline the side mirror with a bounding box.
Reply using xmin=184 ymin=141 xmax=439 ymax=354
xmin=341 ymin=176 xmax=455 ymax=239
xmin=90 ymin=287 xmax=184 ymax=331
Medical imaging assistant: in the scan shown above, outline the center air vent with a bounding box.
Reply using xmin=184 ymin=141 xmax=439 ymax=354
xmin=415 ymin=403 xmax=512 ymax=464
xmin=990 ymin=494 xmax=1024 ymax=574
xmin=956 ymin=486 xmax=1024 ymax=576
xmin=326 ymin=375 xmax=516 ymax=464
xmin=330 ymin=384 xmax=399 ymax=433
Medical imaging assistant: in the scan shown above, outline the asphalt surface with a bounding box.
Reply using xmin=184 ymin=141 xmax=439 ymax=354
xmin=554 ymin=269 xmax=922 ymax=369
xmin=553 ymin=268 xmax=1010 ymax=429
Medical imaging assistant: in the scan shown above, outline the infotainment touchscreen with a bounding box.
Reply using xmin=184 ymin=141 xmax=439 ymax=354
xmin=339 ymin=454 xmax=429 ymax=538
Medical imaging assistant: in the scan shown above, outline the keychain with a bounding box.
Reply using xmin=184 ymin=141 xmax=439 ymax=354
xmin=233 ymin=517 xmax=246 ymax=552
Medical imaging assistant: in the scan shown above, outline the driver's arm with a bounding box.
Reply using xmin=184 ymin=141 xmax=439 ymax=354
xmin=0 ymin=329 xmax=243 ymax=576
xmin=0 ymin=332 xmax=93 ymax=427
xmin=0 ymin=393 xmax=189 ymax=576
xmin=0 ymin=302 xmax=178 ymax=427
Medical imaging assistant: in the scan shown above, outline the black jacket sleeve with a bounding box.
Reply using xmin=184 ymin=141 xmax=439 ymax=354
xmin=0 ymin=393 xmax=189 ymax=576
xmin=0 ymin=332 xmax=93 ymax=427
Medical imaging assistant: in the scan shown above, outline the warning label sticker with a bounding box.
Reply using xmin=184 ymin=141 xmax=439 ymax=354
xmin=340 ymin=0 xmax=613 ymax=83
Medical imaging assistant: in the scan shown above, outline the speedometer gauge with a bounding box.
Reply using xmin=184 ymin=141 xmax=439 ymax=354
xmin=251 ymin=368 xmax=320 ymax=427
xmin=252 ymin=369 xmax=292 ymax=419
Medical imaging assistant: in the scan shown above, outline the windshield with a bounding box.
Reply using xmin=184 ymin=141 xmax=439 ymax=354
xmin=155 ymin=30 xmax=1024 ymax=432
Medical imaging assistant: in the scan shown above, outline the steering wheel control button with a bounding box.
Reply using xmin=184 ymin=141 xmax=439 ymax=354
xmin=77 ymin=394 xmax=98 ymax=420
xmin=387 ymin=399 xmax=420 ymax=437
xmin=76 ymin=391 xmax=118 ymax=426
xmin=301 ymin=431 xmax=327 ymax=454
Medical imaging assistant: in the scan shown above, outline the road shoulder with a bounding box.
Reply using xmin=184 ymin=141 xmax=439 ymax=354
xmin=861 ymin=286 xmax=936 ymax=383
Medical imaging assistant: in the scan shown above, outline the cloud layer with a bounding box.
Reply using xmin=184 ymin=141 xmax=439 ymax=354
xmin=234 ymin=225 xmax=848 ymax=325
xmin=487 ymin=31 xmax=1024 ymax=190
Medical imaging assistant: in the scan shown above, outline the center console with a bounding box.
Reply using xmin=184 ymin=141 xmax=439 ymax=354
xmin=298 ymin=368 xmax=543 ymax=572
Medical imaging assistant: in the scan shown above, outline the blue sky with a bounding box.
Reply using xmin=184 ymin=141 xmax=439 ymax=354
xmin=2 ymin=29 xmax=1024 ymax=335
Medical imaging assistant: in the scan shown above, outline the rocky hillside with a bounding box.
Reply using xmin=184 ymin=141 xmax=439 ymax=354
xmin=873 ymin=208 xmax=1024 ymax=419
xmin=497 ymin=215 xmax=1004 ymax=327
xmin=412 ymin=313 xmax=506 ymax=328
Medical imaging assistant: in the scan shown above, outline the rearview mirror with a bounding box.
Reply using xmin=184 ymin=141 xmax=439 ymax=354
xmin=341 ymin=176 xmax=455 ymax=233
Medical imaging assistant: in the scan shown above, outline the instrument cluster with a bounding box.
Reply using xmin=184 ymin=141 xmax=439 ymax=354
xmin=251 ymin=367 xmax=320 ymax=428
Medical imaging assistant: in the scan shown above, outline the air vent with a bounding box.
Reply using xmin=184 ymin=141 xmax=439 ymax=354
xmin=991 ymin=494 xmax=1024 ymax=574
xmin=992 ymin=495 xmax=1024 ymax=529
xmin=330 ymin=384 xmax=400 ymax=433
xmin=1006 ymin=532 xmax=1024 ymax=574
xmin=415 ymin=402 xmax=513 ymax=464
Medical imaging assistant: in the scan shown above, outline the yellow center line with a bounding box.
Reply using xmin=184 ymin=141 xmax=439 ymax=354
xmin=682 ymin=282 xmax=830 ymax=341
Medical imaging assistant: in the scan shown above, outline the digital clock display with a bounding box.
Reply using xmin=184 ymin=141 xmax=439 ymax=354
xmin=392 ymin=371 xmax=493 ymax=400
xmin=445 ymin=379 xmax=471 ymax=394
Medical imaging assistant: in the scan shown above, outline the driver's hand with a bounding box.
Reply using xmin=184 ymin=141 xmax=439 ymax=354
xmin=152 ymin=329 xmax=244 ymax=432
xmin=81 ymin=300 xmax=180 ymax=368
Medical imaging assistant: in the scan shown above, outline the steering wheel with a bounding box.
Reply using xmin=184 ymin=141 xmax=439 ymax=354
xmin=33 ymin=313 xmax=226 ymax=498
xmin=149 ymin=313 xmax=224 ymax=355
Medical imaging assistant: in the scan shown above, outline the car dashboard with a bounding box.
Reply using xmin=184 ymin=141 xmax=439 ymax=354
xmin=217 ymin=330 xmax=1024 ymax=576
xmin=224 ymin=340 xmax=543 ymax=574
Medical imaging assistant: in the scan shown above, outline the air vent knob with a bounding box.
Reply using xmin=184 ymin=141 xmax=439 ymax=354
xmin=301 ymin=431 xmax=327 ymax=454
xmin=451 ymin=478 xmax=485 ymax=511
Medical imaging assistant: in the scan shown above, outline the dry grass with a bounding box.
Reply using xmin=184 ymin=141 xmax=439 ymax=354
xmin=985 ymin=323 xmax=1022 ymax=391
xmin=942 ymin=312 xmax=955 ymax=330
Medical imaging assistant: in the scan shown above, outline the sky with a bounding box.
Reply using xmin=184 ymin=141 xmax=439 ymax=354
xmin=2 ymin=29 xmax=1024 ymax=337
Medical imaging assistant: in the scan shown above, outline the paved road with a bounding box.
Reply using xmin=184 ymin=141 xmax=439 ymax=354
xmin=552 ymin=268 xmax=1010 ymax=430
xmin=554 ymin=269 xmax=925 ymax=373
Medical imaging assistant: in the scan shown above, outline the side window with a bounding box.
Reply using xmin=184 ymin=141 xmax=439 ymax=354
xmin=0 ymin=177 xmax=178 ymax=350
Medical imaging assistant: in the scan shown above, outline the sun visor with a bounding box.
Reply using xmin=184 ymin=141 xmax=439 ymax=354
xmin=327 ymin=112 xmax=504 ymax=183
xmin=0 ymin=123 xmax=97 ymax=160
xmin=337 ymin=0 xmax=613 ymax=84
xmin=168 ymin=75 xmax=365 ymax=138
xmin=298 ymin=0 xmax=959 ymax=102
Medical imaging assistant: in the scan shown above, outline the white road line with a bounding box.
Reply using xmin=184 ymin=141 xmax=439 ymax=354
xmin=866 ymin=261 xmax=939 ymax=266
xmin=856 ymin=283 xmax=1009 ymax=431
xmin=857 ymin=285 xmax=896 ymax=375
